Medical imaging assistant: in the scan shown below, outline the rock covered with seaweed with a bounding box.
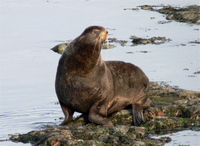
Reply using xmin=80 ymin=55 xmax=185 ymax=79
xmin=139 ymin=5 xmax=200 ymax=24
xmin=10 ymin=82 xmax=200 ymax=146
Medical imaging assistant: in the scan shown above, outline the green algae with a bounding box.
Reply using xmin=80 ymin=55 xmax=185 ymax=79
xmin=143 ymin=117 xmax=200 ymax=134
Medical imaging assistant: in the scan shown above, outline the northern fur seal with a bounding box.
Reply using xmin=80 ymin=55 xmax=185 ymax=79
xmin=55 ymin=26 xmax=150 ymax=126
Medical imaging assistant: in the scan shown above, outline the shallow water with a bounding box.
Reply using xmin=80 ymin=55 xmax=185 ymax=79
xmin=0 ymin=0 xmax=199 ymax=145
xmin=151 ymin=130 xmax=200 ymax=146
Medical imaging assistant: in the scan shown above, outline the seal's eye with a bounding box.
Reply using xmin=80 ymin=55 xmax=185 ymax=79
xmin=93 ymin=30 xmax=99 ymax=34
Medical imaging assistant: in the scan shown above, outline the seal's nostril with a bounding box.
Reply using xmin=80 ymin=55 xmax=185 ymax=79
xmin=105 ymin=30 xmax=108 ymax=34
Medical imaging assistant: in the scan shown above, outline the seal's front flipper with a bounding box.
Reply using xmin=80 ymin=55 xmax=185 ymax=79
xmin=132 ymin=104 xmax=145 ymax=126
xmin=88 ymin=103 xmax=114 ymax=127
xmin=59 ymin=101 xmax=74 ymax=125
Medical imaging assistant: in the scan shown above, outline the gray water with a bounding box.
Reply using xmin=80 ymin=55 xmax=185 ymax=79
xmin=0 ymin=0 xmax=199 ymax=145
xmin=151 ymin=130 xmax=200 ymax=146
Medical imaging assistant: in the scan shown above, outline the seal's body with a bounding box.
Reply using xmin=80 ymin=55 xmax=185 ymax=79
xmin=55 ymin=26 xmax=149 ymax=126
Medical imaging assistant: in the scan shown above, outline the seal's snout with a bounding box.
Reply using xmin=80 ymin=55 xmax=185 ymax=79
xmin=100 ymin=29 xmax=108 ymax=42
xmin=105 ymin=30 xmax=108 ymax=34
xmin=104 ymin=30 xmax=108 ymax=38
xmin=105 ymin=30 xmax=108 ymax=38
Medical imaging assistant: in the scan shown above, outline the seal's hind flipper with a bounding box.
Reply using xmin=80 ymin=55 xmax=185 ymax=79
xmin=132 ymin=104 xmax=145 ymax=126
xmin=88 ymin=103 xmax=114 ymax=127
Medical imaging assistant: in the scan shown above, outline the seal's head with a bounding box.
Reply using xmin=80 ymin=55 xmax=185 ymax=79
xmin=78 ymin=26 xmax=108 ymax=47
xmin=60 ymin=26 xmax=108 ymax=75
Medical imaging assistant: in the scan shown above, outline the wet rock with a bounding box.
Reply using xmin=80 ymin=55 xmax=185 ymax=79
xmin=138 ymin=5 xmax=200 ymax=24
xmin=140 ymin=5 xmax=155 ymax=11
xmin=130 ymin=36 xmax=171 ymax=45
xmin=60 ymin=130 xmax=73 ymax=139
xmin=51 ymin=43 xmax=68 ymax=54
xmin=159 ymin=137 xmax=172 ymax=143
xmin=112 ymin=109 xmax=131 ymax=116
xmin=133 ymin=141 xmax=146 ymax=146
xmin=180 ymin=91 xmax=200 ymax=99
xmin=102 ymin=44 xmax=116 ymax=49
xmin=159 ymin=5 xmax=200 ymax=24
xmin=189 ymin=40 xmax=200 ymax=44
xmin=194 ymin=71 xmax=200 ymax=74
xmin=133 ymin=127 xmax=146 ymax=136
xmin=124 ymin=8 xmax=139 ymax=11
xmin=108 ymin=37 xmax=128 ymax=46
xmin=99 ymin=135 xmax=119 ymax=145
xmin=139 ymin=50 xmax=149 ymax=53
xmin=173 ymin=99 xmax=188 ymax=105
xmin=158 ymin=20 xmax=172 ymax=24
xmin=112 ymin=125 xmax=130 ymax=134
xmin=83 ymin=140 xmax=103 ymax=145
xmin=66 ymin=139 xmax=84 ymax=145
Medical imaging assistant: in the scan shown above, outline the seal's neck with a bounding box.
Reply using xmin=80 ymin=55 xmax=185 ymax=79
xmin=63 ymin=38 xmax=103 ymax=76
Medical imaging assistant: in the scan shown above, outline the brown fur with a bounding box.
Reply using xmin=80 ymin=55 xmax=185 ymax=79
xmin=55 ymin=26 xmax=150 ymax=126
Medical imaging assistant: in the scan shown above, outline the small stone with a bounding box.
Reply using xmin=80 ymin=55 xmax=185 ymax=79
xmin=67 ymin=139 xmax=84 ymax=145
xmin=173 ymin=99 xmax=188 ymax=105
xmin=48 ymin=132 xmax=60 ymax=137
xmin=102 ymin=44 xmax=116 ymax=49
xmin=85 ymin=140 xmax=104 ymax=145
xmin=51 ymin=43 xmax=68 ymax=54
xmin=10 ymin=135 xmax=19 ymax=140
xmin=159 ymin=137 xmax=172 ymax=143
xmin=180 ymin=91 xmax=200 ymax=99
xmin=113 ymin=125 xmax=130 ymax=134
xmin=99 ymin=135 xmax=119 ymax=144
xmin=85 ymin=130 xmax=96 ymax=136
xmin=76 ymin=126 xmax=86 ymax=132
xmin=60 ymin=130 xmax=73 ymax=139
xmin=45 ymin=134 xmax=65 ymax=145
xmin=133 ymin=140 xmax=146 ymax=146
xmin=194 ymin=71 xmax=200 ymax=74
xmin=114 ymin=109 xmax=131 ymax=116
xmin=133 ymin=127 xmax=145 ymax=136
xmin=126 ymin=51 xmax=134 ymax=54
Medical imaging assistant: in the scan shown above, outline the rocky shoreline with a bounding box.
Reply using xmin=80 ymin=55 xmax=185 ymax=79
xmin=10 ymin=82 xmax=200 ymax=146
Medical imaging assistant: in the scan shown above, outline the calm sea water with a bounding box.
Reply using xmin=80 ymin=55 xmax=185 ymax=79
xmin=0 ymin=0 xmax=199 ymax=145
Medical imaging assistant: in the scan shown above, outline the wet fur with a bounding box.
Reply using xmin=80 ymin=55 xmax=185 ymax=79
xmin=55 ymin=26 xmax=150 ymax=126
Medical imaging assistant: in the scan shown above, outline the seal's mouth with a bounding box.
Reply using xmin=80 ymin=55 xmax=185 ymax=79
xmin=99 ymin=29 xmax=108 ymax=43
